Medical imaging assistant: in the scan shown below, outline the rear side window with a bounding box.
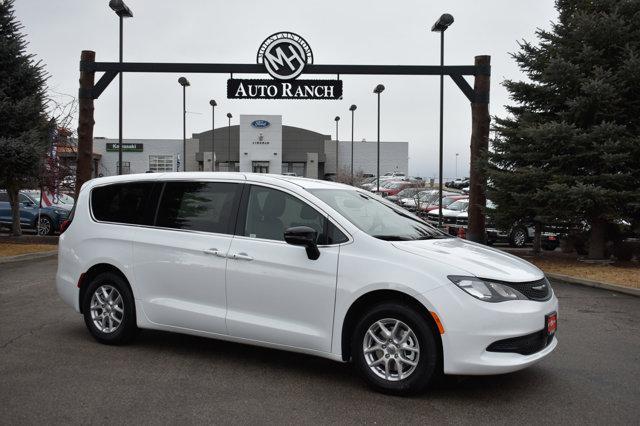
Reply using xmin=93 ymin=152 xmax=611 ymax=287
xmin=155 ymin=181 xmax=241 ymax=234
xmin=91 ymin=182 xmax=155 ymax=225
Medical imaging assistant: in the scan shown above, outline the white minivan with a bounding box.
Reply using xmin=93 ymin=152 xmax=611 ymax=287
xmin=56 ymin=173 xmax=558 ymax=394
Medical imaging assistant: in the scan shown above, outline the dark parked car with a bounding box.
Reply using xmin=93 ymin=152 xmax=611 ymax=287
xmin=0 ymin=191 xmax=71 ymax=235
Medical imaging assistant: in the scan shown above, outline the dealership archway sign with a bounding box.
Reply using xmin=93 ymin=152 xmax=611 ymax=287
xmin=76 ymin=31 xmax=490 ymax=242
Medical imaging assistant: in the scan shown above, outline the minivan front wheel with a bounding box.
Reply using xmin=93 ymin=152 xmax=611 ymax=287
xmin=352 ymin=302 xmax=439 ymax=395
xmin=82 ymin=272 xmax=137 ymax=345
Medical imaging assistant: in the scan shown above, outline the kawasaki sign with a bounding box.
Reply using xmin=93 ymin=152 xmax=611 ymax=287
xmin=106 ymin=143 xmax=143 ymax=152
xmin=227 ymin=32 xmax=342 ymax=100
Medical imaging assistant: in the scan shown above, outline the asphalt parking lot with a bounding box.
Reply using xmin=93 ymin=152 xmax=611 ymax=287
xmin=1 ymin=257 xmax=639 ymax=424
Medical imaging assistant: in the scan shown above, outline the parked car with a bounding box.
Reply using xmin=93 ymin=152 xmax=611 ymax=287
xmin=401 ymin=190 xmax=457 ymax=212
xmin=445 ymin=178 xmax=469 ymax=189
xmin=23 ymin=190 xmax=75 ymax=209
xmin=0 ymin=190 xmax=71 ymax=235
xmin=56 ymin=172 xmax=558 ymax=395
xmin=429 ymin=200 xmax=560 ymax=250
xmin=386 ymin=187 xmax=423 ymax=204
xmin=420 ymin=195 xmax=468 ymax=214
xmin=360 ymin=175 xmax=398 ymax=191
xmin=426 ymin=198 xmax=470 ymax=228
xmin=371 ymin=180 xmax=420 ymax=197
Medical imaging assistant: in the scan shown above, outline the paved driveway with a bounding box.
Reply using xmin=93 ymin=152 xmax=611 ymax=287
xmin=1 ymin=257 xmax=639 ymax=424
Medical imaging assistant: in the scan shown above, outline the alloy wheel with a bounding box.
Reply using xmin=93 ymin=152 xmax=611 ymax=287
xmin=363 ymin=318 xmax=420 ymax=381
xmin=37 ymin=217 xmax=51 ymax=235
xmin=90 ymin=285 xmax=124 ymax=333
xmin=513 ymin=229 xmax=527 ymax=247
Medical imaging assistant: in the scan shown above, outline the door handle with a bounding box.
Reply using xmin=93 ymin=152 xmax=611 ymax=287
xmin=232 ymin=252 xmax=253 ymax=261
xmin=203 ymin=248 xmax=225 ymax=257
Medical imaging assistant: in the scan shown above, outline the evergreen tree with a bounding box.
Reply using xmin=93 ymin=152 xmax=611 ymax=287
xmin=0 ymin=0 xmax=50 ymax=236
xmin=489 ymin=0 xmax=640 ymax=259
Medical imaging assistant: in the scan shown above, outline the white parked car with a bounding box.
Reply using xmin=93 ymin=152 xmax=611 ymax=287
xmin=56 ymin=173 xmax=558 ymax=395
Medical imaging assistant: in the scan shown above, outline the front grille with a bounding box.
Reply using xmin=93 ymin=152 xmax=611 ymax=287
xmin=500 ymin=278 xmax=552 ymax=301
xmin=487 ymin=329 xmax=553 ymax=355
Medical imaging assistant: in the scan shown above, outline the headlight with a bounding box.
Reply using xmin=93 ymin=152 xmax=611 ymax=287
xmin=448 ymin=276 xmax=528 ymax=302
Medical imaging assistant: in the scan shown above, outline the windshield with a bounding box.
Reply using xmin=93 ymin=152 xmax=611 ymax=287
xmin=397 ymin=188 xmax=418 ymax=198
xmin=418 ymin=191 xmax=437 ymax=201
xmin=439 ymin=197 xmax=464 ymax=208
xmin=309 ymin=189 xmax=447 ymax=241
xmin=25 ymin=190 xmax=74 ymax=206
xmin=447 ymin=200 xmax=469 ymax=212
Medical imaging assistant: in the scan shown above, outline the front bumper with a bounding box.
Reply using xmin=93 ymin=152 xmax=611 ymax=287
xmin=422 ymin=282 xmax=559 ymax=375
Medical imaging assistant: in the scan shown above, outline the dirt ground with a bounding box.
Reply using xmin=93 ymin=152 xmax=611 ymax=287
xmin=517 ymin=251 xmax=640 ymax=289
xmin=0 ymin=243 xmax=57 ymax=257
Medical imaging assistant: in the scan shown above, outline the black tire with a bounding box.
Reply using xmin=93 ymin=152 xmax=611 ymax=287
xmin=36 ymin=215 xmax=54 ymax=236
xmin=509 ymin=227 xmax=528 ymax=248
xmin=82 ymin=272 xmax=138 ymax=345
xmin=351 ymin=302 xmax=440 ymax=395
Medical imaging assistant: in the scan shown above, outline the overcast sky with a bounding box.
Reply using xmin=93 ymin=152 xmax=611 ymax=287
xmin=15 ymin=0 xmax=557 ymax=178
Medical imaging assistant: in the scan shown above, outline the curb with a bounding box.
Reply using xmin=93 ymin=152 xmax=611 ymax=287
xmin=547 ymin=272 xmax=640 ymax=298
xmin=0 ymin=250 xmax=58 ymax=264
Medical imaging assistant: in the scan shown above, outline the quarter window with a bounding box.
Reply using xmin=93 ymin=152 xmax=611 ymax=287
xmin=149 ymin=155 xmax=174 ymax=172
xmin=155 ymin=182 xmax=241 ymax=234
xmin=243 ymin=186 xmax=327 ymax=243
xmin=91 ymin=182 xmax=155 ymax=225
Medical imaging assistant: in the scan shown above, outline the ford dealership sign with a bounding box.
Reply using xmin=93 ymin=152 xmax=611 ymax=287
xmin=251 ymin=120 xmax=271 ymax=129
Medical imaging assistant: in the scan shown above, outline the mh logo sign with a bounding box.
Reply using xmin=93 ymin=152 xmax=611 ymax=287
xmin=229 ymin=31 xmax=341 ymax=100
xmin=257 ymin=32 xmax=313 ymax=81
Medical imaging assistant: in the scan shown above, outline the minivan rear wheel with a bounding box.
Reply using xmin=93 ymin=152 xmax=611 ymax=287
xmin=352 ymin=302 xmax=439 ymax=395
xmin=82 ymin=272 xmax=137 ymax=345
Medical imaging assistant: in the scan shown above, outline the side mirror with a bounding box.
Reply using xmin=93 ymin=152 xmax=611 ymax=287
xmin=284 ymin=226 xmax=320 ymax=260
xmin=21 ymin=201 xmax=34 ymax=208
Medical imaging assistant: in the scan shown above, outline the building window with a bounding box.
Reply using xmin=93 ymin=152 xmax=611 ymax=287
xmin=220 ymin=162 xmax=239 ymax=172
xmin=282 ymin=162 xmax=306 ymax=177
xmin=116 ymin=161 xmax=130 ymax=175
xmin=149 ymin=155 xmax=174 ymax=172
xmin=252 ymin=161 xmax=270 ymax=173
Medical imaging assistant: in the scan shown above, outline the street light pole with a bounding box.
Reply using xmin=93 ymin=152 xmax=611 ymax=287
xmin=431 ymin=13 xmax=454 ymax=228
xmin=209 ymin=99 xmax=217 ymax=171
xmin=455 ymin=152 xmax=459 ymax=178
xmin=334 ymin=116 xmax=340 ymax=177
xmin=373 ymin=84 xmax=385 ymax=192
xmin=178 ymin=77 xmax=190 ymax=172
xmin=109 ymin=0 xmax=133 ymax=175
xmin=349 ymin=104 xmax=357 ymax=183
xmin=227 ymin=113 xmax=232 ymax=172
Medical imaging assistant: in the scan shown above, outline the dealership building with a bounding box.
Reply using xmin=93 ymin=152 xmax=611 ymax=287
xmin=93 ymin=115 xmax=408 ymax=179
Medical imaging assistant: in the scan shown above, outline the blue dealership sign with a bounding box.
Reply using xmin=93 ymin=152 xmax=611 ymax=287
xmin=251 ymin=120 xmax=271 ymax=128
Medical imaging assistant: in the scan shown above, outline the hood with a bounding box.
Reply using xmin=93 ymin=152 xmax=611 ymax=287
xmin=428 ymin=208 xmax=464 ymax=218
xmin=392 ymin=237 xmax=544 ymax=282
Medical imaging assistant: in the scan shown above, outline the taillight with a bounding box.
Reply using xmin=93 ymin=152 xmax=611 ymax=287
xmin=457 ymin=227 xmax=466 ymax=239
xmin=60 ymin=219 xmax=71 ymax=234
